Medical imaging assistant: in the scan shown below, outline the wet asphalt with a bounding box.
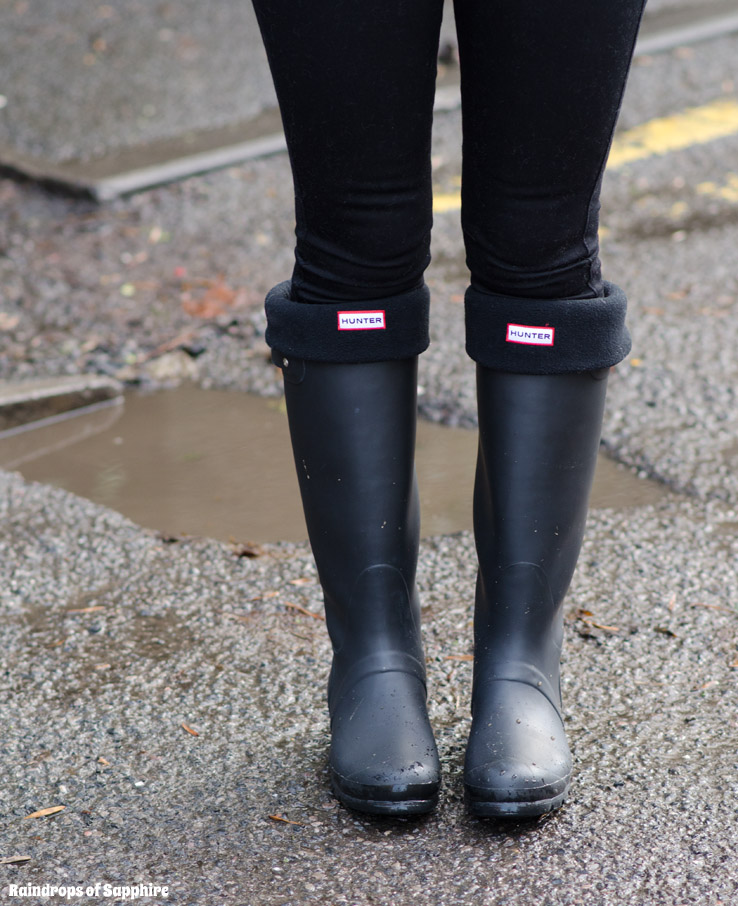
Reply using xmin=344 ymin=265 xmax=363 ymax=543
xmin=3 ymin=2 xmax=738 ymax=904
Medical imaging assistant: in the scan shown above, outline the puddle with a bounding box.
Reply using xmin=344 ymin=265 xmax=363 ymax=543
xmin=0 ymin=385 xmax=668 ymax=543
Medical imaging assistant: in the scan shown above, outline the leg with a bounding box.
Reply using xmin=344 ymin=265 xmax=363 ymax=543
xmin=455 ymin=0 xmax=647 ymax=305
xmin=454 ymin=0 xmax=646 ymax=816
xmin=252 ymin=0 xmax=444 ymax=308
xmin=455 ymin=0 xmax=645 ymax=373
xmin=251 ymin=0 xmax=445 ymax=814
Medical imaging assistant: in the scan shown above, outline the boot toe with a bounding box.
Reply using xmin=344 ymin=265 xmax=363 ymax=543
xmin=331 ymin=760 xmax=441 ymax=816
xmin=464 ymin=680 xmax=572 ymax=818
xmin=464 ymin=758 xmax=571 ymax=818
xmin=329 ymin=671 xmax=441 ymax=816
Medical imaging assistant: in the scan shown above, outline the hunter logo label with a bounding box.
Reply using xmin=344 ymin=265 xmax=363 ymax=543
xmin=337 ymin=310 xmax=386 ymax=330
xmin=506 ymin=323 xmax=555 ymax=346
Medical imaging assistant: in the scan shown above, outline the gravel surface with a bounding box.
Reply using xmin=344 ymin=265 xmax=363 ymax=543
xmin=0 ymin=0 xmax=710 ymax=167
xmin=0 ymin=0 xmax=457 ymax=166
xmin=3 ymin=8 xmax=738 ymax=906
xmin=0 ymin=0 xmax=275 ymax=164
xmin=3 ymin=473 xmax=738 ymax=904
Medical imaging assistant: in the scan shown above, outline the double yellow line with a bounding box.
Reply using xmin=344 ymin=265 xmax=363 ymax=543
xmin=433 ymin=97 xmax=738 ymax=213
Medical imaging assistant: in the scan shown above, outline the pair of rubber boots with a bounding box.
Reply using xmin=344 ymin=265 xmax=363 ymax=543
xmin=277 ymin=351 xmax=607 ymax=818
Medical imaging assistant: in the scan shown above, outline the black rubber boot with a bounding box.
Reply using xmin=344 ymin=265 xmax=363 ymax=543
xmin=277 ymin=352 xmax=441 ymax=816
xmin=465 ymin=367 xmax=609 ymax=818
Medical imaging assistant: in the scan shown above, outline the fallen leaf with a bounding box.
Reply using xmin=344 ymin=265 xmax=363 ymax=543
xmin=575 ymin=609 xmax=619 ymax=632
xmin=445 ymin=654 xmax=474 ymax=661
xmin=79 ymin=334 xmax=103 ymax=352
xmin=268 ymin=814 xmax=304 ymax=826
xmin=288 ymin=578 xmax=313 ymax=586
xmin=0 ymin=312 xmax=20 ymax=330
xmin=149 ymin=225 xmax=170 ymax=244
xmin=182 ymin=723 xmax=200 ymax=737
xmin=288 ymin=631 xmax=313 ymax=642
xmin=24 ymin=806 xmax=65 ymax=819
xmin=98 ymin=757 xmax=111 ymax=766
xmin=222 ymin=611 xmax=255 ymax=623
xmin=579 ymin=618 xmax=620 ymax=633
xmin=284 ymin=602 xmax=325 ymax=621
xmin=25 ymin=751 xmax=52 ymax=766
xmin=181 ymin=278 xmax=250 ymax=319
xmin=230 ymin=542 xmax=263 ymax=559
xmin=0 ymin=856 xmax=31 ymax=865
xmin=692 ymin=601 xmax=734 ymax=614
xmin=145 ymin=329 xmax=197 ymax=361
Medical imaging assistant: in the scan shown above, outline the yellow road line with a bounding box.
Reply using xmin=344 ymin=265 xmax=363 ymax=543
xmin=433 ymin=193 xmax=463 ymax=213
xmin=697 ymin=172 xmax=738 ymax=203
xmin=607 ymin=98 xmax=738 ymax=169
xmin=432 ymin=97 xmax=738 ymax=213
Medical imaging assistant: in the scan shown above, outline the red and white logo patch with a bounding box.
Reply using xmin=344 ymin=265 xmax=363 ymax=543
xmin=506 ymin=323 xmax=555 ymax=346
xmin=337 ymin=310 xmax=386 ymax=331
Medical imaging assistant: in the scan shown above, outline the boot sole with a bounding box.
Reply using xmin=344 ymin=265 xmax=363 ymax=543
xmin=466 ymin=788 xmax=567 ymax=819
xmin=332 ymin=779 xmax=439 ymax=817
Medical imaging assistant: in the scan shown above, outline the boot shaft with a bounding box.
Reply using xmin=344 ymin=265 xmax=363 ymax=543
xmin=279 ymin=355 xmax=424 ymax=668
xmin=472 ymin=367 xmax=609 ymax=710
xmin=474 ymin=368 xmax=608 ymax=601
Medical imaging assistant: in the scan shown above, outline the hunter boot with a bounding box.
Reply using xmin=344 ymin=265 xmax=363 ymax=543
xmin=464 ymin=367 xmax=608 ymax=817
xmin=277 ymin=352 xmax=441 ymax=816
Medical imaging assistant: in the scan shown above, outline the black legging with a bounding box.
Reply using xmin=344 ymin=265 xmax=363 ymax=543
xmin=256 ymin=0 xmax=646 ymax=372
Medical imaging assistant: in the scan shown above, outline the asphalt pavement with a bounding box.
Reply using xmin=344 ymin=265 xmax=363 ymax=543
xmin=3 ymin=2 xmax=738 ymax=904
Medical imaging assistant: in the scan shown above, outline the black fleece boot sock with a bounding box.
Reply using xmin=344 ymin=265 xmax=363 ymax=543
xmin=277 ymin=353 xmax=441 ymax=816
xmin=465 ymin=367 xmax=608 ymax=817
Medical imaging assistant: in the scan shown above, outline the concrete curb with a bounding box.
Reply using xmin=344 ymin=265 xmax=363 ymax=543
xmin=0 ymin=376 xmax=123 ymax=434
